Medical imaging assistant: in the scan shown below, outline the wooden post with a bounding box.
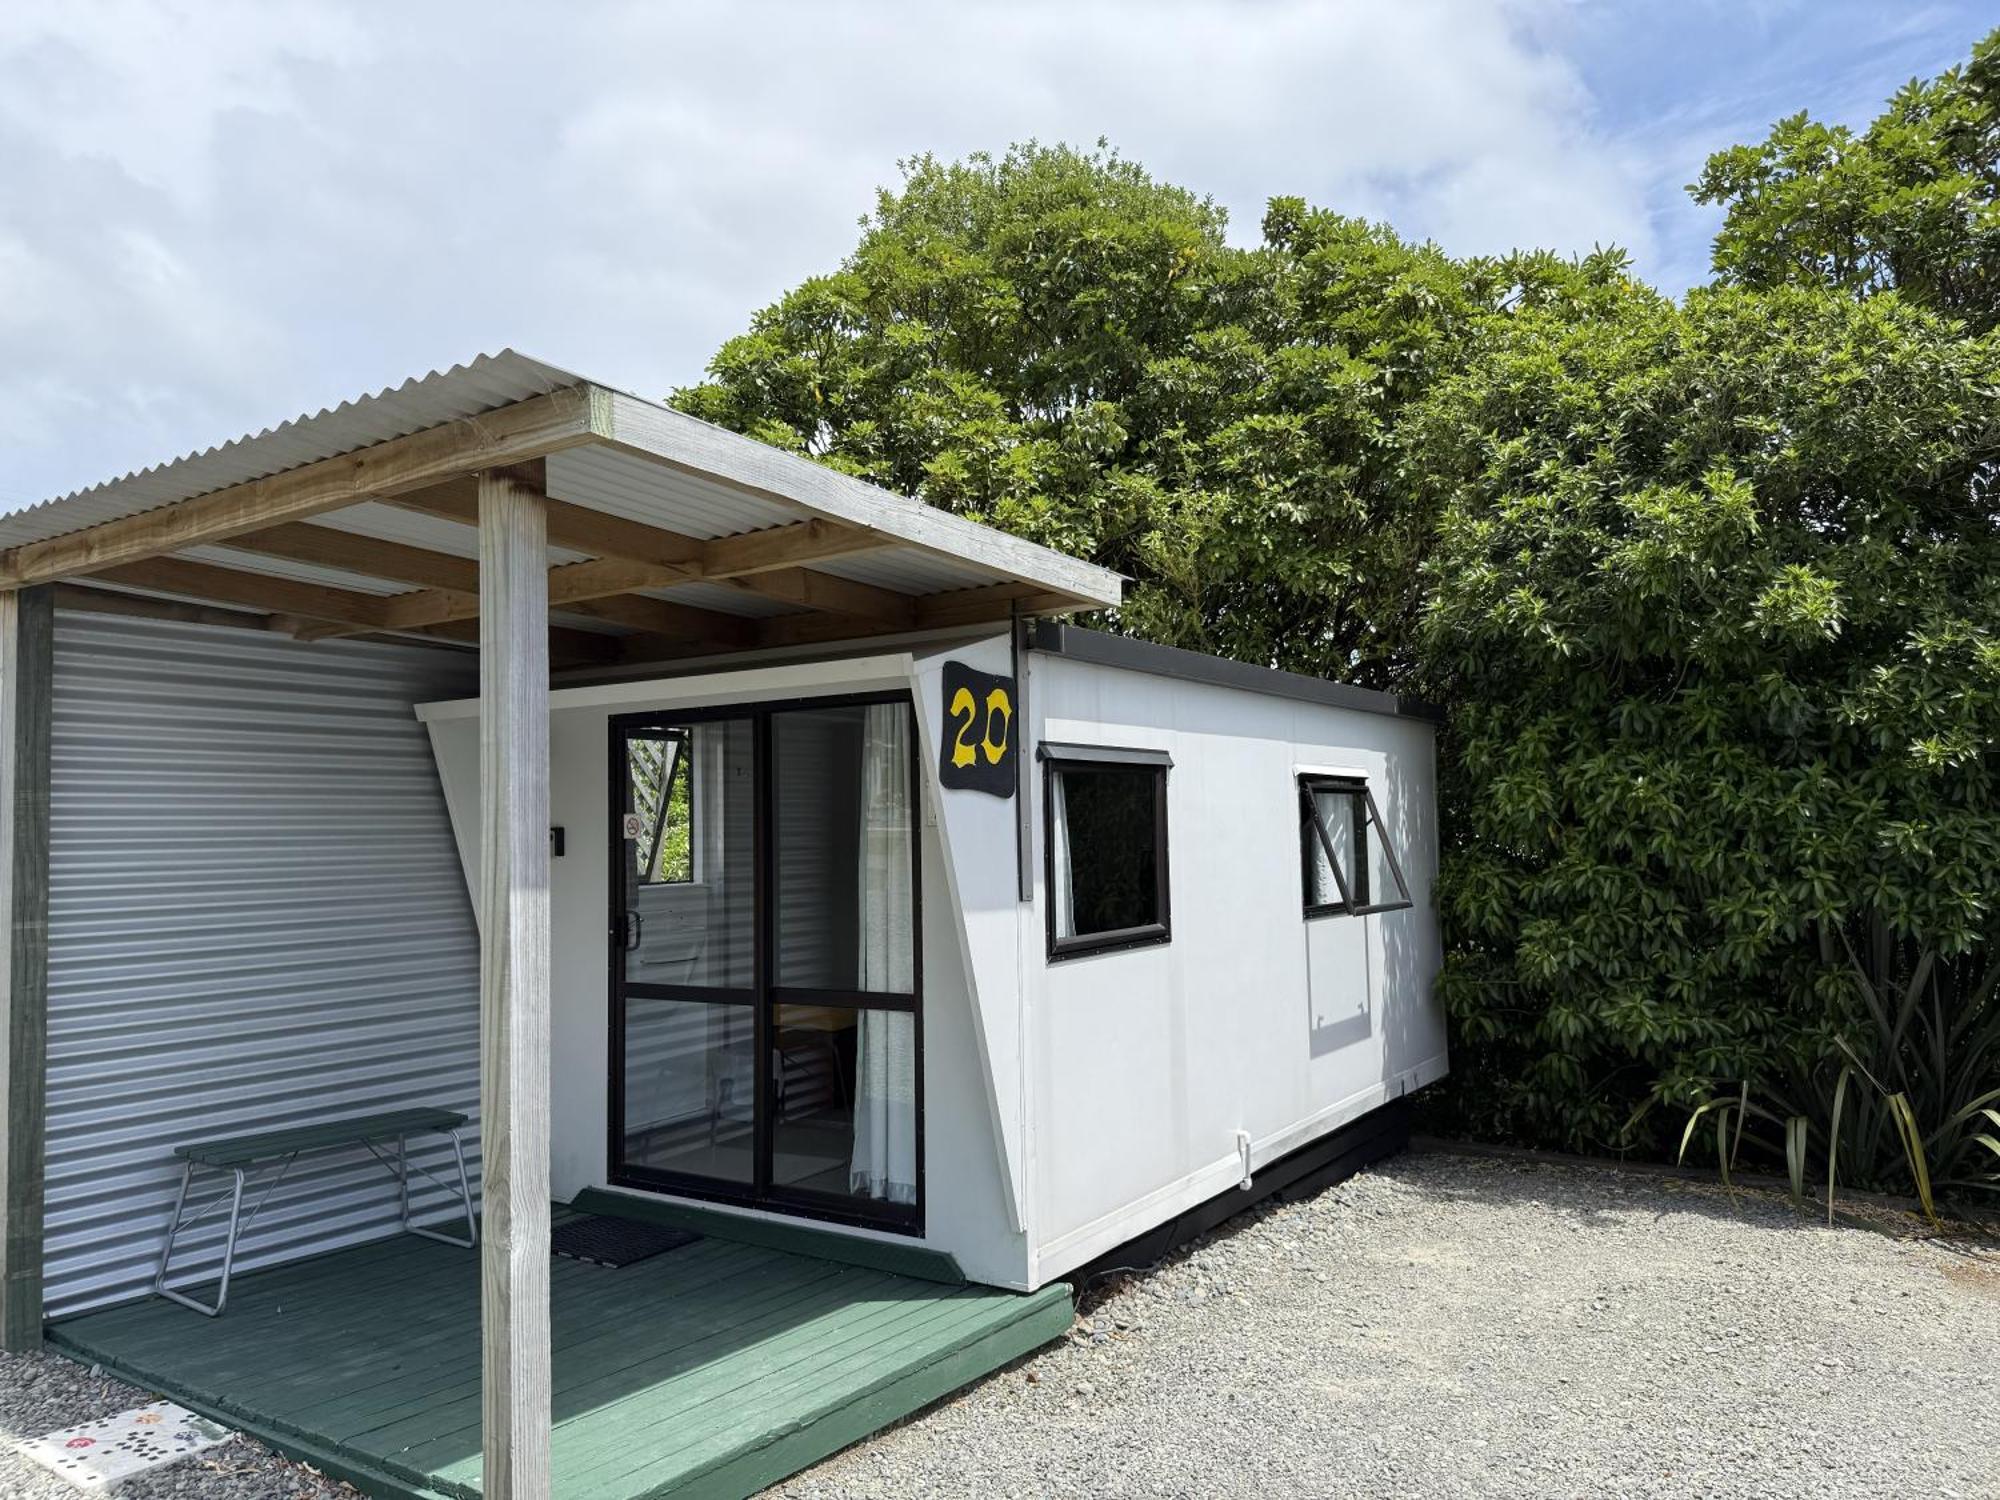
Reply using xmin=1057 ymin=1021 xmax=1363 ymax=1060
xmin=477 ymin=470 xmax=552 ymax=1500
xmin=0 ymin=584 xmax=53 ymax=1352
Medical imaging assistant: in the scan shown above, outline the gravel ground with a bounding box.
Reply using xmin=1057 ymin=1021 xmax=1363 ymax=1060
xmin=0 ymin=1351 xmax=356 ymax=1500
xmin=778 ymin=1149 xmax=1999 ymax=1500
xmin=0 ymin=1149 xmax=1988 ymax=1498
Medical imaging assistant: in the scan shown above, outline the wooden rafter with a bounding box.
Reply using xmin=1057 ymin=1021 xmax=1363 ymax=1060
xmin=219 ymin=522 xmax=479 ymax=596
xmin=91 ymin=558 xmax=398 ymax=630
xmin=748 ymin=582 xmax=1078 ymax=651
xmin=295 ymin=556 xmax=756 ymax=646
xmin=554 ymin=593 xmax=757 ymax=645
xmin=364 ymin=616 xmax=617 ymax=669
xmin=384 ymin=484 xmax=888 ymax=581
xmin=65 ymin=568 xmax=619 ymax=668
xmin=280 ymin=492 xmax=894 ymax=643
xmin=727 ymin=566 xmax=916 ymax=626
xmin=51 ymin=583 xmax=280 ymax=633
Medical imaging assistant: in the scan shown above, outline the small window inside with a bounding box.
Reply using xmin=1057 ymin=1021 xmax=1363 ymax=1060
xmin=630 ymin=729 xmax=696 ymax=885
xmin=1044 ymin=747 xmax=1171 ymax=960
xmin=1300 ymin=775 xmax=1411 ymax=917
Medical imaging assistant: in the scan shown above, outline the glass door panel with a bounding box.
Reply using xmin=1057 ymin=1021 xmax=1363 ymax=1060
xmin=770 ymin=703 xmax=915 ymax=995
xmin=770 ymin=1004 xmax=916 ymax=1206
xmin=621 ymin=995 xmax=754 ymax=1184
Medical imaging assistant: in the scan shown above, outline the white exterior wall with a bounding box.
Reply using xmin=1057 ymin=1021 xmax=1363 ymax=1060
xmin=419 ymin=654 xmax=1031 ymax=1288
xmin=1020 ymin=651 xmax=1446 ymax=1284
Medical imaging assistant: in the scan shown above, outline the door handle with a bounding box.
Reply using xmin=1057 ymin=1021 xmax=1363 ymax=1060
xmin=623 ymin=910 xmax=643 ymax=951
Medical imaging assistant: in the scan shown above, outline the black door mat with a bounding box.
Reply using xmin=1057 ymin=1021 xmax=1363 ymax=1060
xmin=552 ymin=1214 xmax=702 ymax=1269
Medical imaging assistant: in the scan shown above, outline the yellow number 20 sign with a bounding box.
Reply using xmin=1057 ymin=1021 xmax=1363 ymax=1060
xmin=938 ymin=661 xmax=1017 ymax=798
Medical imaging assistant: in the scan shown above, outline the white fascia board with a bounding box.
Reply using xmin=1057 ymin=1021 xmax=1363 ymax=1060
xmin=416 ymin=650 xmax=915 ymax=721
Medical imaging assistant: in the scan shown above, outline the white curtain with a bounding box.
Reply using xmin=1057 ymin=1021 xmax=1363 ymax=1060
xmin=1050 ymin=771 xmax=1076 ymax=938
xmin=851 ymin=703 xmax=917 ymax=1204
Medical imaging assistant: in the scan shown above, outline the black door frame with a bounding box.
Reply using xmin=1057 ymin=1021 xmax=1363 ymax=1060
xmin=606 ymin=689 xmax=925 ymax=1235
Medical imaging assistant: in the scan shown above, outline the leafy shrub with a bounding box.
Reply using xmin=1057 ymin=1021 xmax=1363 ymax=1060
xmin=1414 ymin=278 xmax=2000 ymax=1169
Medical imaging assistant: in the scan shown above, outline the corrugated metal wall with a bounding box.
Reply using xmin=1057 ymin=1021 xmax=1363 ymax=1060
xmin=43 ymin=612 xmax=481 ymax=1317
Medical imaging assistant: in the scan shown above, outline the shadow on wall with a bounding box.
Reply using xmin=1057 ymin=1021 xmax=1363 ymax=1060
xmin=1307 ymin=968 xmax=1372 ymax=1060
xmin=1375 ymin=744 xmax=1440 ymax=1093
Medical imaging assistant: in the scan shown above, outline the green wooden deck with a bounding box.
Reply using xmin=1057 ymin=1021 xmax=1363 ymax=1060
xmin=48 ymin=1204 xmax=1071 ymax=1500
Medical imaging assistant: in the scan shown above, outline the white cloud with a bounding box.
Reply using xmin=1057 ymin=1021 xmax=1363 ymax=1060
xmin=0 ymin=0 xmax=1731 ymax=507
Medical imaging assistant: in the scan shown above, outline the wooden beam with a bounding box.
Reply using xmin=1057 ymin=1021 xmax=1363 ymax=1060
xmin=701 ymin=517 xmax=890 ymax=579
xmin=554 ymin=592 xmax=757 ymax=644
xmin=89 ymin=558 xmax=398 ymax=631
xmin=387 ymin=482 xmax=703 ymax=573
xmin=298 ymin=557 xmax=756 ymax=647
xmin=386 ymin=485 xmax=893 ymax=584
xmin=477 ymin=470 xmax=552 ymax=1500
xmin=53 ymin=579 xmax=612 ymax=668
xmin=0 ymin=389 xmax=594 ymax=589
xmin=753 ymin=583 xmax=1083 ymax=650
xmin=405 ymin=616 xmax=618 ymax=669
xmin=914 ymin=583 xmax=1083 ymax=630
xmin=0 ymin=585 xmax=52 ymax=1351
xmin=730 ymin=567 xmax=916 ymax=625
xmin=218 ymin=523 xmax=479 ymax=596
xmin=51 ymin=583 xmax=280 ymax=633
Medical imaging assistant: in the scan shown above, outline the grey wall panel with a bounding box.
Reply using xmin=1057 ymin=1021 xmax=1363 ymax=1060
xmin=42 ymin=613 xmax=480 ymax=1317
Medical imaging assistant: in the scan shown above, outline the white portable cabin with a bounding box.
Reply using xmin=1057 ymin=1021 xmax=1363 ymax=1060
xmin=0 ymin=353 xmax=1445 ymax=1496
xmin=417 ymin=619 xmax=1446 ymax=1290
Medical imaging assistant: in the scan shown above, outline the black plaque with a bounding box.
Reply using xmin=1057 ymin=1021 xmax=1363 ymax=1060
xmin=938 ymin=660 xmax=1017 ymax=797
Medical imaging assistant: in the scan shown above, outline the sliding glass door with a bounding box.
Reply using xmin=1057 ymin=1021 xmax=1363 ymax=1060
xmin=609 ymin=694 xmax=922 ymax=1231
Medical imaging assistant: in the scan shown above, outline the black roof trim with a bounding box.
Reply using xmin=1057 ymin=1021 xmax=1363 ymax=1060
xmin=1026 ymin=623 xmax=1445 ymax=726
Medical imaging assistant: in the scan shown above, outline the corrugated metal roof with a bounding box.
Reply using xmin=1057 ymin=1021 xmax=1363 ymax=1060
xmin=546 ymin=444 xmax=801 ymax=539
xmin=269 ymin=500 xmax=596 ymax=570
xmin=0 ymin=351 xmax=586 ymax=551
xmin=8 ymin=349 xmax=1123 ymax=626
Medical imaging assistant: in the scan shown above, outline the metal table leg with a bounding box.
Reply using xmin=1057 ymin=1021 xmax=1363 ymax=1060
xmin=154 ymin=1164 xmax=245 ymax=1318
xmin=403 ymin=1127 xmax=477 ymax=1248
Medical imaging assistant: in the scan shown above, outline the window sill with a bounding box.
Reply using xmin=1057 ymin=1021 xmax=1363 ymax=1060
xmin=1048 ymin=924 xmax=1172 ymax=963
xmin=1303 ymin=899 xmax=1414 ymax=920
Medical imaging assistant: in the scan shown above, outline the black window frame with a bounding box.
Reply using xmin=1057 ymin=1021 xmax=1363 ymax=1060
xmin=1040 ymin=743 xmax=1173 ymax=962
xmin=1299 ymin=773 xmax=1413 ymax=918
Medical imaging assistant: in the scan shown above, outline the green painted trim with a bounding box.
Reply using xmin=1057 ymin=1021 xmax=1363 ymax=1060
xmin=570 ymin=1187 xmax=966 ymax=1286
xmin=661 ymin=1283 xmax=1075 ymax=1499
xmin=45 ymin=1328 xmax=466 ymax=1500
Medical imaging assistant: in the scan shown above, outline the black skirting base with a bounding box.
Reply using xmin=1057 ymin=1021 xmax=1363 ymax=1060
xmin=1070 ymin=1096 xmax=1412 ymax=1291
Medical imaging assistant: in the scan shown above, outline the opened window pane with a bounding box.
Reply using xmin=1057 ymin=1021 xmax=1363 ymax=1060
xmin=1300 ymin=775 xmax=1411 ymax=916
xmin=629 ymin=729 xmax=695 ymax=885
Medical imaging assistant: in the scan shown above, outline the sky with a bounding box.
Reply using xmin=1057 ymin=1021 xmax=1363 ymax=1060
xmin=1 ymin=0 xmax=1991 ymax=511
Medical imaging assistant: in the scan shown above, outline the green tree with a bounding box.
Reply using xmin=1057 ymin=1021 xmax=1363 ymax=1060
xmin=1415 ymin=274 xmax=2000 ymax=1169
xmin=1694 ymin=27 xmax=2000 ymax=330
xmin=675 ymin=143 xmax=1492 ymax=687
